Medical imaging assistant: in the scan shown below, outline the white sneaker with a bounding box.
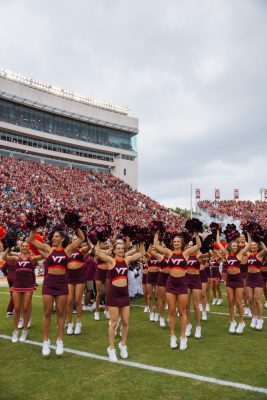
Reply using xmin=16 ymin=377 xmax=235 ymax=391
xmin=11 ymin=331 xmax=19 ymax=343
xmin=104 ymin=310 xmax=110 ymax=320
xmin=144 ymin=306 xmax=149 ymax=313
xmin=107 ymin=346 xmax=118 ymax=362
xmin=94 ymin=311 xmax=100 ymax=321
xmin=185 ymin=323 xmax=192 ymax=337
xmin=18 ymin=319 xmax=23 ymax=329
xmin=27 ymin=319 xmax=32 ymax=328
xmin=165 ymin=304 xmax=168 ymax=310
xmin=67 ymin=322 xmax=74 ymax=335
xmin=19 ymin=330 xmax=28 ymax=342
xmin=119 ymin=341 xmax=128 ymax=359
xmin=194 ymin=326 xmax=202 ymax=339
xmin=199 ymin=303 xmax=203 ymax=312
xmin=256 ymin=319 xmax=264 ymax=330
xmin=264 ymin=302 xmax=267 ymax=309
xmin=6 ymin=311 xmax=14 ymax=317
xmin=159 ymin=317 xmax=166 ymax=328
xmin=206 ymin=304 xmax=210 ymax=312
xmin=250 ymin=317 xmax=257 ymax=329
xmin=216 ymin=299 xmax=222 ymax=305
xmin=229 ymin=320 xmax=237 ymax=333
xmin=202 ymin=311 xmax=207 ymax=321
xmin=212 ymin=299 xmax=217 ymax=305
xmin=247 ymin=308 xmax=252 ymax=317
xmin=74 ymin=322 xmax=82 ymax=335
xmin=82 ymin=305 xmax=90 ymax=311
xmin=235 ymin=322 xmax=245 ymax=334
xmin=154 ymin=313 xmax=159 ymax=322
xmin=42 ymin=340 xmax=51 ymax=357
xmin=170 ymin=335 xmax=177 ymax=349
xmin=149 ymin=312 xmax=155 ymax=322
xmin=180 ymin=337 xmax=188 ymax=350
xmin=56 ymin=339 xmax=64 ymax=356
xmin=244 ymin=307 xmax=249 ymax=315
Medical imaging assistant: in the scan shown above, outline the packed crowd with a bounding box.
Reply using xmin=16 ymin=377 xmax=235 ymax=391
xmin=0 ymin=156 xmax=186 ymax=238
xmin=198 ymin=200 xmax=267 ymax=228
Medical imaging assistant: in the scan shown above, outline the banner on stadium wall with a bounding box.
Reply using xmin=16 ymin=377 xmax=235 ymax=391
xmin=214 ymin=188 xmax=220 ymax=200
xmin=264 ymin=189 xmax=267 ymax=201
xmin=233 ymin=188 xmax=239 ymax=200
xmin=195 ymin=188 xmax=201 ymax=200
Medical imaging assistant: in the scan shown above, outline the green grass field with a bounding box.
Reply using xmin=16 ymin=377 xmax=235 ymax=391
xmin=0 ymin=285 xmax=267 ymax=400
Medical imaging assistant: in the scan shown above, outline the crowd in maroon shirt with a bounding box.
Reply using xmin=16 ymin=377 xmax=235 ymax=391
xmin=0 ymin=156 xmax=186 ymax=239
xmin=198 ymin=200 xmax=267 ymax=228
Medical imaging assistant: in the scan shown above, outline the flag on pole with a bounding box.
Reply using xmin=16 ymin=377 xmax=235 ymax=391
xmin=214 ymin=188 xmax=220 ymax=200
xmin=195 ymin=188 xmax=201 ymax=200
xmin=233 ymin=188 xmax=239 ymax=200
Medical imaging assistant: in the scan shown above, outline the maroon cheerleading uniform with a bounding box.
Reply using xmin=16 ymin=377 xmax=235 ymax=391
xmin=1 ymin=261 xmax=16 ymax=312
xmin=240 ymin=262 xmax=248 ymax=280
xmin=67 ymin=249 xmax=86 ymax=285
xmin=156 ymin=256 xmax=170 ymax=288
xmin=210 ymin=258 xmax=221 ymax=281
xmin=146 ymin=257 xmax=160 ymax=285
xmin=166 ymin=252 xmax=188 ymax=296
xmin=186 ymin=254 xmax=202 ymax=290
xmin=42 ymin=248 xmax=68 ymax=296
xmin=95 ymin=259 xmax=108 ymax=283
xmin=142 ymin=261 xmax=148 ymax=285
xmin=107 ymin=258 xmax=129 ymax=308
xmin=199 ymin=260 xmax=208 ymax=283
xmin=11 ymin=257 xmax=36 ymax=292
xmin=261 ymin=260 xmax=267 ymax=283
xmin=226 ymin=254 xmax=244 ymax=288
xmin=246 ymin=253 xmax=264 ymax=288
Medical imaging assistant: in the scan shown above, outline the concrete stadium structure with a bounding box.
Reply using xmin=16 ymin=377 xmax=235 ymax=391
xmin=0 ymin=68 xmax=138 ymax=188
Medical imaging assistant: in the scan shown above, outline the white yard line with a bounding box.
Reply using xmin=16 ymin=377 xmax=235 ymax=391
xmin=0 ymin=334 xmax=266 ymax=395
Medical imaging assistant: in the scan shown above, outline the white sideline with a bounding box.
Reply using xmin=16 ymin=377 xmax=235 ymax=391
xmin=0 ymin=334 xmax=266 ymax=395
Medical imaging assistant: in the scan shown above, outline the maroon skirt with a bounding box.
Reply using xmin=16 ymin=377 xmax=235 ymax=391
xmin=146 ymin=271 xmax=159 ymax=286
xmin=95 ymin=268 xmax=107 ymax=283
xmin=246 ymin=272 xmax=264 ymax=288
xmin=200 ymin=269 xmax=208 ymax=283
xmin=226 ymin=273 xmax=244 ymax=289
xmin=186 ymin=273 xmax=202 ymax=290
xmin=42 ymin=273 xmax=68 ymax=296
xmin=11 ymin=270 xmax=36 ymax=292
xmin=142 ymin=273 xmax=148 ymax=285
xmin=67 ymin=268 xmax=86 ymax=285
xmin=211 ymin=268 xmax=221 ymax=280
xmin=261 ymin=271 xmax=267 ymax=283
xmin=107 ymin=284 xmax=130 ymax=307
xmin=157 ymin=272 xmax=169 ymax=288
xmin=166 ymin=275 xmax=188 ymax=296
xmin=205 ymin=267 xmax=211 ymax=279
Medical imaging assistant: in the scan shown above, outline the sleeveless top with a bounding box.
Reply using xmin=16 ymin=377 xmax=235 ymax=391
xmin=110 ymin=258 xmax=128 ymax=285
xmin=46 ymin=248 xmax=68 ymax=272
xmin=159 ymin=256 xmax=169 ymax=272
xmin=68 ymin=249 xmax=84 ymax=264
xmin=226 ymin=254 xmax=240 ymax=270
xmin=247 ymin=253 xmax=261 ymax=270
xmin=169 ymin=252 xmax=187 ymax=270
xmin=186 ymin=254 xmax=200 ymax=271
xmin=16 ymin=256 xmax=35 ymax=273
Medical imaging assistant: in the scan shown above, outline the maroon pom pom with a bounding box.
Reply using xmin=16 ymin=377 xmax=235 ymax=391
xmin=185 ymin=218 xmax=203 ymax=234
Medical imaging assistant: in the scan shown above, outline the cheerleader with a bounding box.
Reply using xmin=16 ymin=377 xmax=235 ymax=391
xmin=140 ymin=255 xmax=149 ymax=312
xmin=95 ymin=241 xmax=145 ymax=361
xmin=246 ymin=241 xmax=267 ymax=330
xmin=28 ymin=228 xmax=84 ymax=356
xmin=216 ymin=231 xmax=251 ymax=334
xmin=2 ymin=242 xmax=42 ymax=343
xmin=154 ymin=232 xmax=201 ymax=350
xmin=146 ymin=246 xmax=160 ymax=322
xmin=94 ymin=242 xmax=112 ymax=321
xmin=66 ymin=238 xmax=91 ymax=335
xmin=261 ymin=255 xmax=267 ymax=309
xmin=210 ymin=249 xmax=222 ymax=305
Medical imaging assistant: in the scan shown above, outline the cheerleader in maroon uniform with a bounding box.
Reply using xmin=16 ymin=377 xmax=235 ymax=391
xmin=261 ymin=255 xmax=267 ymax=310
xmin=216 ymin=231 xmax=251 ymax=334
xmin=185 ymin=249 xmax=204 ymax=339
xmin=28 ymin=228 xmax=84 ymax=357
xmin=154 ymin=232 xmax=201 ymax=350
xmin=0 ymin=259 xmax=16 ymax=316
xmin=246 ymin=241 xmax=267 ymax=330
xmin=94 ymin=242 xmax=111 ymax=321
xmin=2 ymin=242 xmax=42 ymax=343
xmin=238 ymin=235 xmax=250 ymax=316
xmin=210 ymin=249 xmax=222 ymax=305
xmin=95 ymin=241 xmax=145 ymax=362
xmin=66 ymin=238 xmax=90 ymax=335
xmin=146 ymin=248 xmax=160 ymax=322
xmin=141 ymin=255 xmax=149 ymax=312
xmin=199 ymin=258 xmax=208 ymax=320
